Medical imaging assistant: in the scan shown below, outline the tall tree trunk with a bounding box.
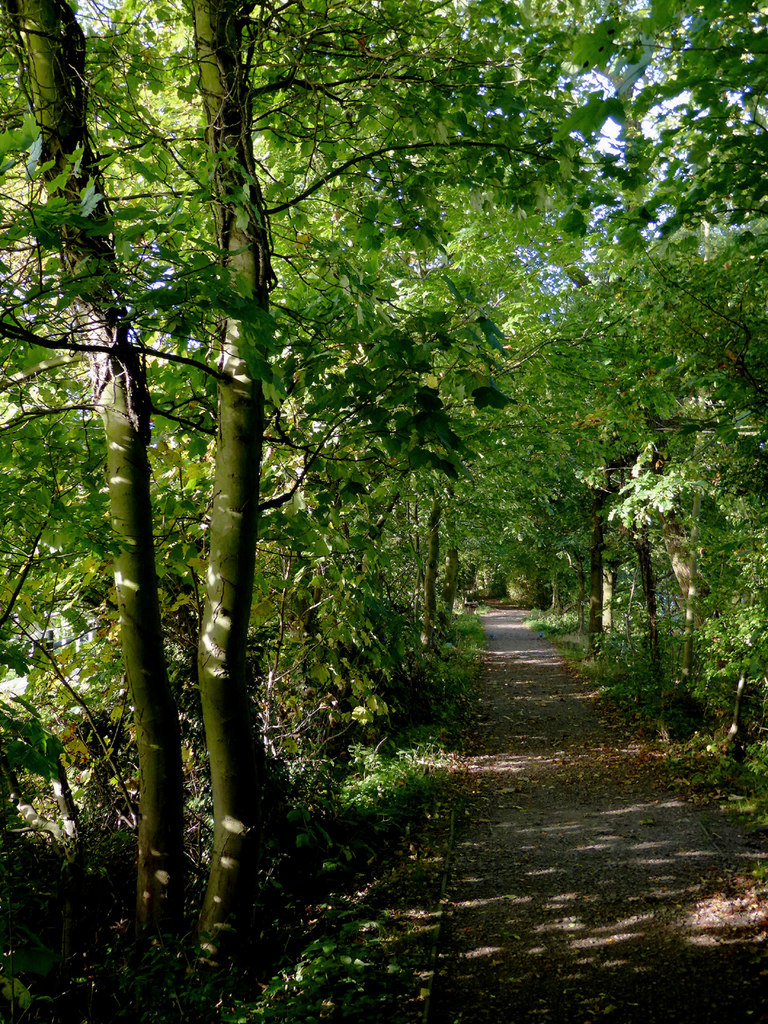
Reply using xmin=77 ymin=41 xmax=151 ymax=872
xmin=632 ymin=524 xmax=661 ymax=672
xmin=727 ymin=672 xmax=748 ymax=757
xmin=421 ymin=496 xmax=442 ymax=646
xmin=626 ymin=566 xmax=638 ymax=645
xmin=588 ymin=488 xmax=605 ymax=654
xmin=602 ymin=564 xmax=616 ymax=632
xmin=6 ymin=0 xmax=184 ymax=928
xmin=193 ymin=0 xmax=273 ymax=945
xmin=101 ymin=361 xmax=185 ymax=927
xmin=659 ymin=510 xmax=694 ymax=606
xmin=410 ymin=503 xmax=422 ymax=617
xmin=576 ymin=556 xmax=585 ymax=634
xmin=53 ymin=761 xmax=82 ymax=964
xmin=681 ymin=491 xmax=702 ymax=684
xmin=550 ymin=572 xmax=562 ymax=614
xmin=441 ymin=546 xmax=460 ymax=625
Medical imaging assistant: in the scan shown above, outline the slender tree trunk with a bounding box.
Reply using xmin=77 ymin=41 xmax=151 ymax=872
xmin=6 ymin=0 xmax=184 ymax=928
xmin=588 ymin=488 xmax=605 ymax=654
xmin=550 ymin=572 xmax=562 ymax=614
xmin=193 ymin=0 xmax=273 ymax=945
xmin=727 ymin=673 xmax=748 ymax=754
xmin=681 ymin=491 xmax=702 ymax=684
xmin=602 ymin=564 xmax=616 ymax=632
xmin=632 ymin=524 xmax=661 ymax=672
xmin=411 ymin=504 xmax=422 ymax=617
xmin=576 ymin=556 xmax=585 ymax=634
xmin=197 ymin=365 xmax=264 ymax=944
xmin=626 ymin=566 xmax=638 ymax=645
xmin=659 ymin=511 xmax=693 ymax=606
xmin=0 ymin=745 xmax=84 ymax=966
xmin=53 ymin=761 xmax=82 ymax=962
xmin=441 ymin=546 xmax=460 ymax=625
xmin=100 ymin=363 xmax=185 ymax=926
xmin=421 ymin=496 xmax=442 ymax=646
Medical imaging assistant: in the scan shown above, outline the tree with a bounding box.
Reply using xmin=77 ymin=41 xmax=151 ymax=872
xmin=2 ymin=0 xmax=185 ymax=929
xmin=587 ymin=483 xmax=605 ymax=653
xmin=191 ymin=0 xmax=270 ymax=946
xmin=420 ymin=493 xmax=442 ymax=647
xmin=0 ymin=0 xmax=581 ymax=949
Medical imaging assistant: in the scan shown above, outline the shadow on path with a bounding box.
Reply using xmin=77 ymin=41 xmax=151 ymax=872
xmin=429 ymin=609 xmax=768 ymax=1024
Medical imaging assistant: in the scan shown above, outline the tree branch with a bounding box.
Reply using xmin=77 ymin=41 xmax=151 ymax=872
xmin=259 ymin=408 xmax=359 ymax=510
xmin=0 ymin=747 xmax=66 ymax=845
xmin=3 ymin=353 xmax=83 ymax=388
xmin=0 ymin=523 xmax=47 ymax=631
xmin=18 ymin=624 xmax=138 ymax=829
xmin=266 ymin=138 xmax=550 ymax=214
xmin=0 ymin=319 xmax=226 ymax=381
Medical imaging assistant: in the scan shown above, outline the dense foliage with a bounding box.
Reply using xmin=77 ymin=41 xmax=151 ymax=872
xmin=1 ymin=0 xmax=767 ymax=1018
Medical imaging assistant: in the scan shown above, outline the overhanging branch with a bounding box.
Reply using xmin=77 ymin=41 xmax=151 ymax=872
xmin=266 ymin=138 xmax=551 ymax=215
xmin=0 ymin=319 xmax=226 ymax=382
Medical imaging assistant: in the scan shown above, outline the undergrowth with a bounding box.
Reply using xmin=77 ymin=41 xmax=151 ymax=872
xmin=524 ymin=609 xmax=768 ymax=837
xmin=58 ymin=612 xmax=483 ymax=1024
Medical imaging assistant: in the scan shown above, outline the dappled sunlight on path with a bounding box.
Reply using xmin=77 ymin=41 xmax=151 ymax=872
xmin=430 ymin=609 xmax=768 ymax=1024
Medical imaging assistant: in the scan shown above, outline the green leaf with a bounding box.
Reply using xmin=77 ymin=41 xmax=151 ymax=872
xmin=441 ymin=274 xmax=465 ymax=302
xmin=561 ymin=206 xmax=588 ymax=236
xmin=559 ymin=94 xmax=625 ymax=140
xmin=415 ymin=387 xmax=443 ymax=411
xmin=472 ymin=383 xmax=512 ymax=410
xmin=476 ymin=315 xmax=506 ymax=353
xmin=572 ymin=21 xmax=622 ymax=70
xmin=6 ymin=940 xmax=60 ymax=978
xmin=79 ymin=181 xmax=104 ymax=217
xmin=25 ymin=134 xmax=43 ymax=178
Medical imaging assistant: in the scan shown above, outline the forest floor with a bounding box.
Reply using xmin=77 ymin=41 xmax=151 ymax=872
xmin=419 ymin=607 xmax=768 ymax=1024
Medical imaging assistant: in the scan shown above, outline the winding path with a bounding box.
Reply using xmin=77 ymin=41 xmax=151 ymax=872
xmin=429 ymin=608 xmax=768 ymax=1024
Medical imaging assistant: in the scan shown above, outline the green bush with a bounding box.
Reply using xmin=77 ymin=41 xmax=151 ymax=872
xmin=524 ymin=609 xmax=580 ymax=639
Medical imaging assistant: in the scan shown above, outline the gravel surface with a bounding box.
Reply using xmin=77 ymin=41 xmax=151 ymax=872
xmin=429 ymin=609 xmax=768 ymax=1024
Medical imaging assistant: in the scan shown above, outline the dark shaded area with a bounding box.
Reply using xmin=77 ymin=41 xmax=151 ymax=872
xmin=430 ymin=610 xmax=768 ymax=1024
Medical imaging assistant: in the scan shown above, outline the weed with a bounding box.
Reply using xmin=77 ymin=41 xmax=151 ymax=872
xmin=241 ymin=904 xmax=410 ymax=1023
xmin=525 ymin=609 xmax=580 ymax=639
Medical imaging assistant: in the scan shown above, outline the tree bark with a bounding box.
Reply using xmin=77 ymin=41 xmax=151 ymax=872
xmin=550 ymin=572 xmax=562 ymax=614
xmin=53 ymin=761 xmax=82 ymax=963
xmin=632 ymin=523 xmax=661 ymax=672
xmin=659 ymin=510 xmax=694 ymax=606
xmin=626 ymin=566 xmax=638 ymax=645
xmin=193 ymin=0 xmax=273 ymax=945
xmin=588 ymin=487 xmax=605 ymax=654
xmin=441 ymin=546 xmax=460 ymax=625
xmin=681 ymin=492 xmax=702 ymax=684
xmin=421 ymin=496 xmax=442 ymax=646
xmin=101 ymin=364 xmax=185 ymax=927
xmin=727 ymin=672 xmax=748 ymax=753
xmin=602 ymin=565 xmax=616 ymax=632
xmin=5 ymin=0 xmax=184 ymax=929
xmin=576 ymin=556 xmax=585 ymax=634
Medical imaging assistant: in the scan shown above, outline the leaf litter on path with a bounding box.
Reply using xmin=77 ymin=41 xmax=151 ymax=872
xmin=428 ymin=609 xmax=768 ymax=1024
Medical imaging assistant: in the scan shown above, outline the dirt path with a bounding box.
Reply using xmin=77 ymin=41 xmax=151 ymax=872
xmin=429 ymin=609 xmax=768 ymax=1024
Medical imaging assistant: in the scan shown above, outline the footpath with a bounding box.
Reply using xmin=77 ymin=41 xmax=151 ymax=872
xmin=428 ymin=608 xmax=768 ymax=1024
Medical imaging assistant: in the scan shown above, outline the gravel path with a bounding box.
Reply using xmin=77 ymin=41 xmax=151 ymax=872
xmin=429 ymin=609 xmax=768 ymax=1024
